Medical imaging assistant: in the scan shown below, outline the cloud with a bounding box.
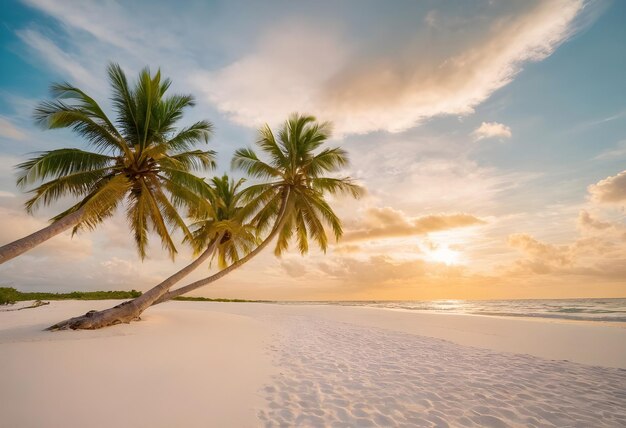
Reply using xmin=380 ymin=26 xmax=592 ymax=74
xmin=280 ymin=259 xmax=307 ymax=278
xmin=507 ymin=209 xmax=626 ymax=277
xmin=578 ymin=210 xmax=613 ymax=231
xmin=22 ymin=0 xmax=145 ymax=53
xmin=342 ymin=206 xmax=485 ymax=242
xmin=472 ymin=122 xmax=512 ymax=141
xmin=577 ymin=211 xmax=626 ymax=242
xmin=588 ymin=170 xmax=626 ymax=203
xmin=318 ymin=255 xmax=429 ymax=285
xmin=19 ymin=0 xmax=587 ymax=139
xmin=594 ymin=140 xmax=626 ymax=160
xmin=189 ymin=23 xmax=347 ymax=127
xmin=508 ymin=233 xmax=572 ymax=270
xmin=0 ymin=117 xmax=27 ymax=141
xmin=17 ymin=28 xmax=101 ymax=90
xmin=200 ymin=0 xmax=584 ymax=134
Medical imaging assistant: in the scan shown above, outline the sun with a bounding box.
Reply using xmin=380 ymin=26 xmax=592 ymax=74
xmin=428 ymin=245 xmax=461 ymax=266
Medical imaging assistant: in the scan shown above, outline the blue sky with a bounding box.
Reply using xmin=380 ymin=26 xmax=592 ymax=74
xmin=0 ymin=0 xmax=625 ymax=299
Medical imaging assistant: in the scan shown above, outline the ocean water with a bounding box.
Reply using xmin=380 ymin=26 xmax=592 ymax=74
xmin=291 ymin=298 xmax=626 ymax=323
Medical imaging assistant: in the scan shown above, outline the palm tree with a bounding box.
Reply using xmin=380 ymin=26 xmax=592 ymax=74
xmin=189 ymin=174 xmax=259 ymax=269
xmin=0 ymin=63 xmax=215 ymax=264
xmin=47 ymin=113 xmax=362 ymax=330
xmin=47 ymin=174 xmax=254 ymax=330
xmin=154 ymin=113 xmax=363 ymax=303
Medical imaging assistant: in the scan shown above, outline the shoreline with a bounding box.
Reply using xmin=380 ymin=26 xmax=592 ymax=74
xmin=274 ymin=301 xmax=626 ymax=327
xmin=357 ymin=306 xmax=626 ymax=329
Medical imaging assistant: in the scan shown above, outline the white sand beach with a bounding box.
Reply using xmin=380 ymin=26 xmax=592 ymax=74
xmin=1 ymin=301 xmax=626 ymax=427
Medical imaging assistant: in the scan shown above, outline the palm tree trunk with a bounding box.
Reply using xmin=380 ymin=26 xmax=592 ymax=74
xmin=0 ymin=208 xmax=86 ymax=265
xmin=46 ymin=232 xmax=224 ymax=330
xmin=153 ymin=188 xmax=291 ymax=304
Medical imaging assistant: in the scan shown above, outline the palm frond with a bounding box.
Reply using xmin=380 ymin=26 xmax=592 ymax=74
xmin=310 ymin=177 xmax=364 ymax=198
xmin=257 ymin=124 xmax=287 ymax=168
xmin=24 ymin=168 xmax=112 ymax=214
xmin=140 ymin=179 xmax=178 ymax=260
xmin=232 ymin=148 xmax=281 ymax=179
xmin=297 ymin=196 xmax=329 ymax=252
xmin=49 ymin=82 xmax=125 ymax=142
xmin=108 ymin=63 xmax=140 ymax=144
xmin=157 ymin=94 xmax=196 ymax=135
xmin=16 ymin=149 xmax=115 ymax=188
xmin=165 ymin=121 xmax=214 ymax=152
xmin=167 ymin=150 xmax=217 ymax=171
xmin=305 ymin=147 xmax=349 ymax=176
xmin=159 ymin=167 xmax=213 ymax=200
xmin=274 ymin=210 xmax=295 ymax=256
xmin=302 ymin=191 xmax=343 ymax=241
xmin=33 ymin=102 xmax=126 ymax=154
xmin=74 ymin=174 xmax=132 ymax=233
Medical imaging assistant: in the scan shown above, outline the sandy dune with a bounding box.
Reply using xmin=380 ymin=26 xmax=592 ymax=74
xmin=1 ymin=301 xmax=625 ymax=427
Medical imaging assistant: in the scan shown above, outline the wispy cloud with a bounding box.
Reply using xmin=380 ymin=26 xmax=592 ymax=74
xmin=594 ymin=140 xmax=626 ymax=160
xmin=16 ymin=28 xmax=101 ymax=90
xmin=0 ymin=117 xmax=27 ymax=140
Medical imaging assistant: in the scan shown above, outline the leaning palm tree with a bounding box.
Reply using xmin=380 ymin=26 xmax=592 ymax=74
xmin=154 ymin=113 xmax=363 ymax=303
xmin=47 ymin=173 xmax=255 ymax=330
xmin=190 ymin=174 xmax=259 ymax=269
xmin=47 ymin=113 xmax=362 ymax=330
xmin=0 ymin=63 xmax=215 ymax=264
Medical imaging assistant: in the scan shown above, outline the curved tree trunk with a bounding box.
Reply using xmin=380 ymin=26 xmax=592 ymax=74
xmin=0 ymin=208 xmax=85 ymax=265
xmin=153 ymin=188 xmax=291 ymax=304
xmin=46 ymin=232 xmax=224 ymax=330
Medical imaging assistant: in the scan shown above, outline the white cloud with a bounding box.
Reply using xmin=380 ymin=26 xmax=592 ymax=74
xmin=472 ymin=122 xmax=512 ymax=141
xmin=18 ymin=0 xmax=586 ymax=137
xmin=200 ymin=0 xmax=584 ymax=135
xmin=588 ymin=170 xmax=626 ymax=203
xmin=189 ymin=23 xmax=348 ymax=128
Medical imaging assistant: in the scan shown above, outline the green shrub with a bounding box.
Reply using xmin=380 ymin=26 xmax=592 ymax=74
xmin=0 ymin=287 xmax=19 ymax=305
xmin=0 ymin=288 xmax=143 ymax=302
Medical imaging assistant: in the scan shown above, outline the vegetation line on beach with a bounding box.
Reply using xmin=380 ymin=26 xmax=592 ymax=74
xmin=0 ymin=287 xmax=263 ymax=306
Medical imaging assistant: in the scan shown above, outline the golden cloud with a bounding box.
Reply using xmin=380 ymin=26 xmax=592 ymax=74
xmin=578 ymin=210 xmax=614 ymax=231
xmin=588 ymin=170 xmax=626 ymax=204
xmin=342 ymin=207 xmax=485 ymax=242
xmin=198 ymin=0 xmax=585 ymax=134
xmin=508 ymin=233 xmax=572 ymax=269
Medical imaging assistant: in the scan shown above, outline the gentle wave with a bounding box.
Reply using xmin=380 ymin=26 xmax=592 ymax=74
xmin=284 ymin=298 xmax=626 ymax=323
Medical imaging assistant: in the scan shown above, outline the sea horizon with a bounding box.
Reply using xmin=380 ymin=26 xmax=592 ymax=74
xmin=278 ymin=297 xmax=626 ymax=323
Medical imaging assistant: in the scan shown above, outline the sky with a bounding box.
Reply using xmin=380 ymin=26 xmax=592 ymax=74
xmin=0 ymin=0 xmax=625 ymax=300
